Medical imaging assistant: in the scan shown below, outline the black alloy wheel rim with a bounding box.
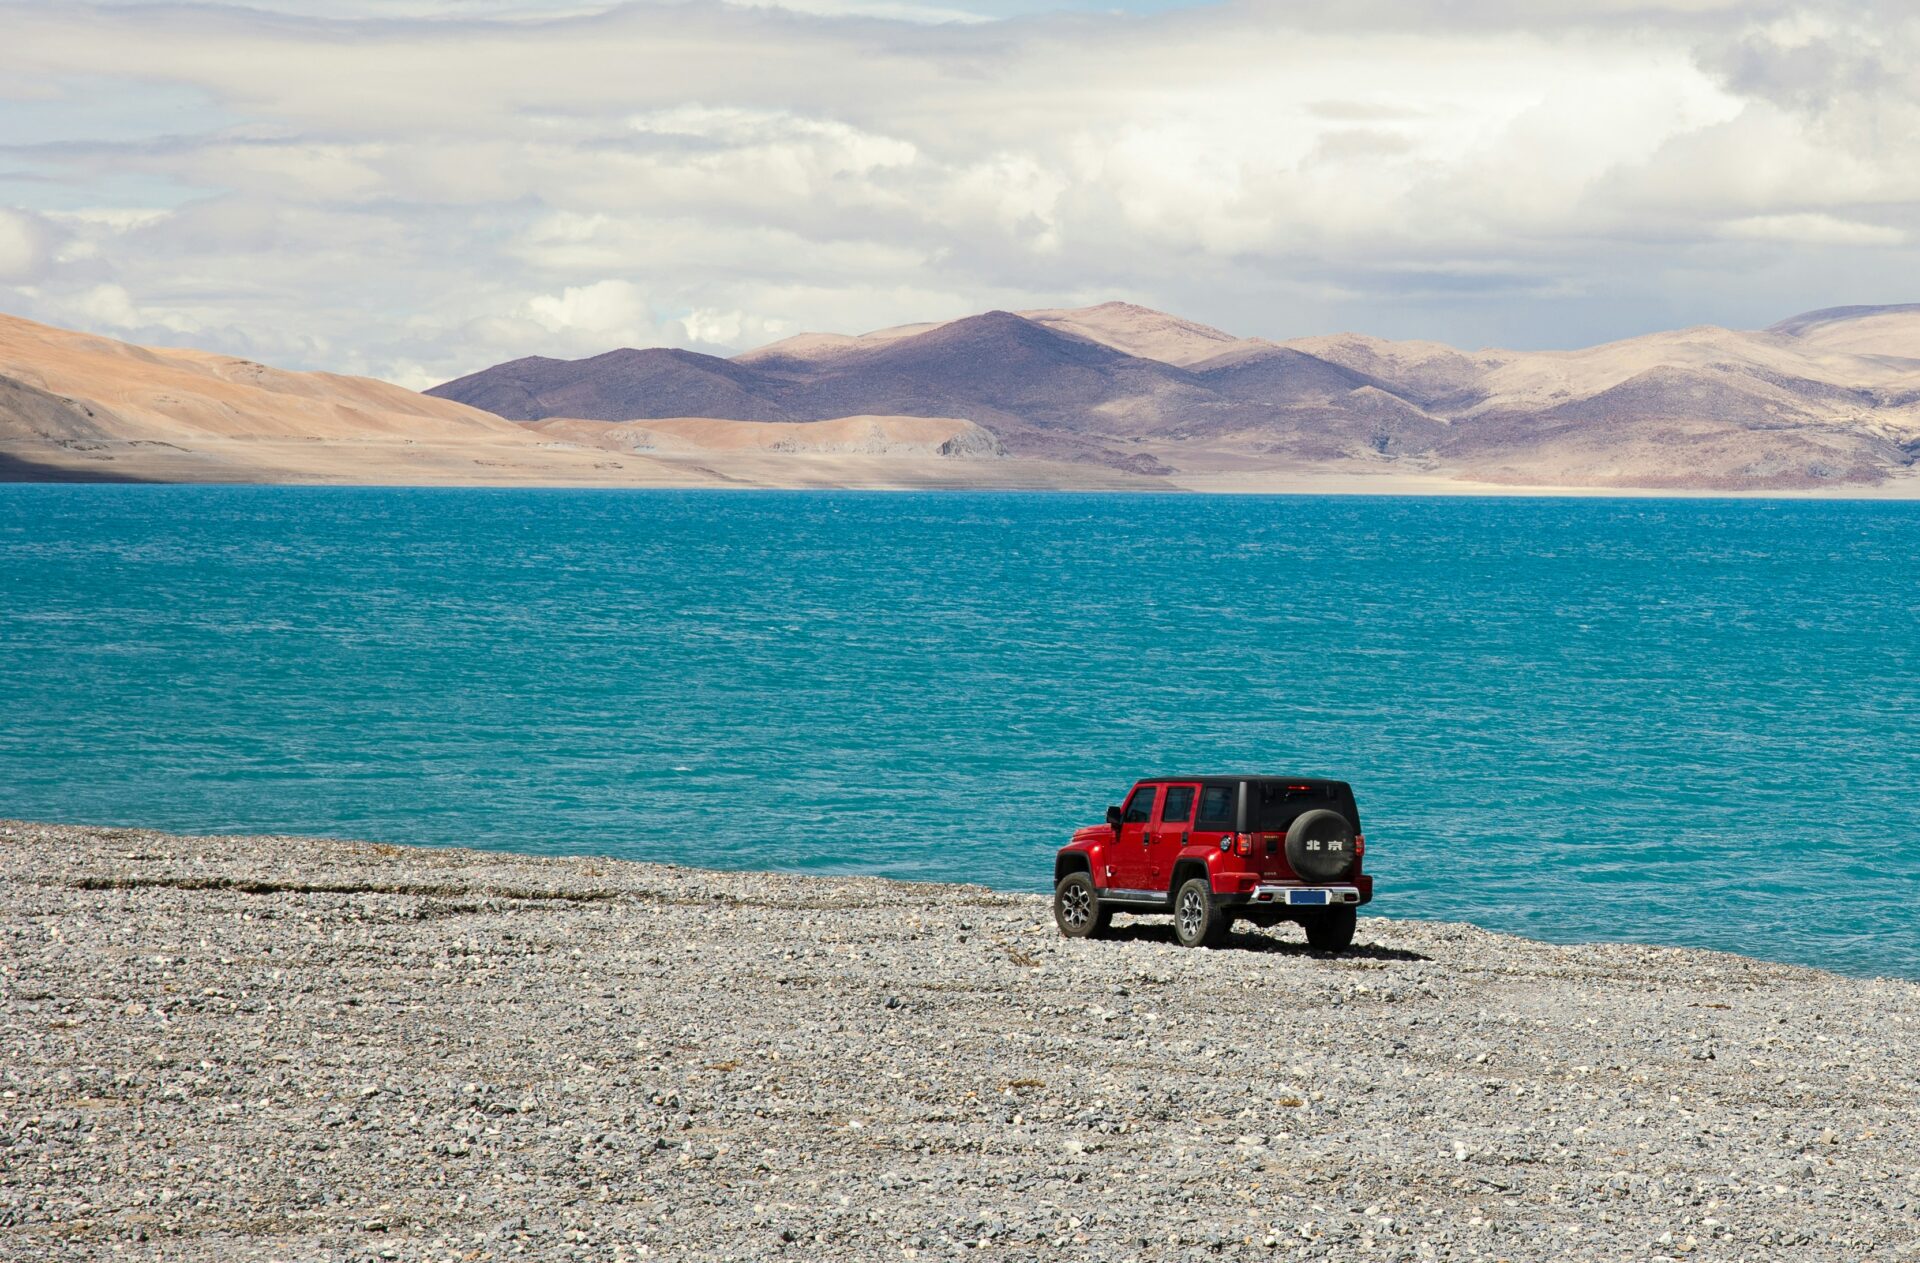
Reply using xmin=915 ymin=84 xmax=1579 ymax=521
xmin=1060 ymin=882 xmax=1091 ymax=927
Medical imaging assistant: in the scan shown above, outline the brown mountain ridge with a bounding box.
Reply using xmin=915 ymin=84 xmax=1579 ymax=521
xmin=4 ymin=301 xmax=1919 ymax=491
xmin=0 ymin=312 xmax=1059 ymax=489
xmin=428 ymin=300 xmax=1920 ymax=491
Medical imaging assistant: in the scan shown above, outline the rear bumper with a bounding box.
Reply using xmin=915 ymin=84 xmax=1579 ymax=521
xmin=1220 ymin=884 xmax=1367 ymax=909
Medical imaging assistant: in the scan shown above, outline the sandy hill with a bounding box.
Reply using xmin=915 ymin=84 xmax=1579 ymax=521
xmin=0 ymin=313 xmax=1089 ymax=488
xmin=0 ymin=314 xmax=526 ymax=443
xmin=0 ymin=312 xmax=661 ymax=485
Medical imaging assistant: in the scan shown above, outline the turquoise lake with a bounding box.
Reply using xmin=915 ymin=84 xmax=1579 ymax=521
xmin=2 ymin=486 xmax=1915 ymax=978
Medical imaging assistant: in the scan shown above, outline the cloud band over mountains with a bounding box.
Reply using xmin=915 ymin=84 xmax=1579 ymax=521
xmin=1 ymin=0 xmax=1916 ymax=386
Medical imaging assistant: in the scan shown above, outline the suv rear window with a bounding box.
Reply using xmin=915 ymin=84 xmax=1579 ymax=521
xmin=1194 ymin=780 xmax=1359 ymax=832
xmin=1247 ymin=781 xmax=1356 ymax=832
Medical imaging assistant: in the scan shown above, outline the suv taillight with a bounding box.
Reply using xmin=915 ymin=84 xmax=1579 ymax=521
xmin=1235 ymin=835 xmax=1251 ymax=857
xmin=1354 ymin=833 xmax=1365 ymax=858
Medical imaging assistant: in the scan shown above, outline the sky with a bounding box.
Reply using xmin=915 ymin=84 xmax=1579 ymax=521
xmin=1 ymin=0 xmax=1917 ymax=387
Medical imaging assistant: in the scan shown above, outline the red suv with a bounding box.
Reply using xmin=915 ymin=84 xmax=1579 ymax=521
xmin=1053 ymin=776 xmax=1371 ymax=950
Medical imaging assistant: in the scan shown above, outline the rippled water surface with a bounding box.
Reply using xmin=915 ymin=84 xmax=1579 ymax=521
xmin=3 ymin=486 xmax=1916 ymax=977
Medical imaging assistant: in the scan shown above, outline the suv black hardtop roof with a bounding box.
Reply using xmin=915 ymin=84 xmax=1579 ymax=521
xmin=1141 ymin=775 xmax=1350 ymax=789
xmin=1132 ymin=776 xmax=1361 ymax=833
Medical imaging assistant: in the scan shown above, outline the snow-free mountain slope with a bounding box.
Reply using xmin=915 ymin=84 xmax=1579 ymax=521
xmin=1766 ymin=304 xmax=1920 ymax=369
xmin=1278 ymin=333 xmax=1510 ymax=408
xmin=736 ymin=302 xmax=1251 ymax=371
xmin=1018 ymin=301 xmax=1252 ymax=366
xmin=9 ymin=301 xmax=1920 ymax=490
xmin=0 ymin=311 xmax=530 ymax=445
xmin=428 ymin=298 xmax=1920 ymax=488
xmin=0 ymin=314 xmax=1021 ymax=486
xmin=428 ymin=347 xmax=793 ymax=423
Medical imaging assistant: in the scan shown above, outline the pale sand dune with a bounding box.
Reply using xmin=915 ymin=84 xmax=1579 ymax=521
xmin=528 ymin=415 xmax=1151 ymax=488
xmin=0 ymin=430 xmax=725 ymax=488
xmin=528 ymin=414 xmax=1005 ymax=458
xmin=633 ymin=451 xmax=1152 ymax=490
xmin=523 ymin=414 xmax=1149 ymax=489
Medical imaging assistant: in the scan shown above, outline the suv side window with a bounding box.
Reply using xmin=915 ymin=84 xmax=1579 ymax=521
xmin=1197 ymin=784 xmax=1235 ymax=828
xmin=1122 ymin=785 xmax=1158 ymax=824
xmin=1162 ymin=785 xmax=1195 ymax=824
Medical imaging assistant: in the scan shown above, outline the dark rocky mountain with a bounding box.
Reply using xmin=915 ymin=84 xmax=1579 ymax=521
xmin=429 ymin=310 xmax=1401 ymax=470
xmin=425 ymin=302 xmax=1920 ymax=488
xmin=1185 ymin=343 xmax=1381 ymax=400
xmin=429 ymin=347 xmax=791 ymax=422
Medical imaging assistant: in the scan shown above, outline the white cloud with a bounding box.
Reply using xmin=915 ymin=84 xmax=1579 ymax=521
xmin=1722 ymin=212 xmax=1906 ymax=245
xmin=679 ymin=307 xmax=763 ymax=344
xmin=68 ymin=282 xmax=145 ymax=329
xmin=39 ymin=281 xmax=206 ymax=338
xmin=525 ymin=279 xmax=653 ymax=339
xmin=3 ymin=0 xmax=1919 ymax=381
xmin=0 ymin=209 xmax=52 ymax=283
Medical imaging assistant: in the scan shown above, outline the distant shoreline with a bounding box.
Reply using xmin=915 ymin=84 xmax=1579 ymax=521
xmin=6 ymin=459 xmax=1920 ymax=498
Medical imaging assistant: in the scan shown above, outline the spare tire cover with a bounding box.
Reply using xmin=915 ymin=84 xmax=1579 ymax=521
xmin=1285 ymin=808 xmax=1356 ymax=882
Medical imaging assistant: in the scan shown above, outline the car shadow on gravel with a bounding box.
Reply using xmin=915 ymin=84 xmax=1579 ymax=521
xmin=1104 ymin=920 xmax=1433 ymax=963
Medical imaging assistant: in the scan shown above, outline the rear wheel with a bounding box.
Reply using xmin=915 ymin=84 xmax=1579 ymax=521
xmin=1172 ymin=877 xmax=1229 ymax=948
xmin=1302 ymin=906 xmax=1356 ymax=952
xmin=1054 ymin=872 xmax=1112 ymax=939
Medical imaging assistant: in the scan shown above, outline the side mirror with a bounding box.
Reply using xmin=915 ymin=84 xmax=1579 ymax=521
xmin=1105 ymin=804 xmax=1124 ymax=828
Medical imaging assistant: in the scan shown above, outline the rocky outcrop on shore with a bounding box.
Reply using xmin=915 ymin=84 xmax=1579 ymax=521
xmin=4 ymin=821 xmax=1916 ymax=1261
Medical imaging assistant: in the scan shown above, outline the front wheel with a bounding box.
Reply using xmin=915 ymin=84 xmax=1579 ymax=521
xmin=1302 ymin=906 xmax=1357 ymax=952
xmin=1054 ymin=872 xmax=1112 ymax=939
xmin=1172 ymin=877 xmax=1229 ymax=948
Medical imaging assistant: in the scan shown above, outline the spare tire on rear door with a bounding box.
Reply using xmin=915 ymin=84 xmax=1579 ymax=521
xmin=1285 ymin=808 xmax=1356 ymax=882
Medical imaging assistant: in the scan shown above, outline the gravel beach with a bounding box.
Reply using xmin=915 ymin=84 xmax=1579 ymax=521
xmin=3 ymin=821 xmax=1916 ymax=1262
